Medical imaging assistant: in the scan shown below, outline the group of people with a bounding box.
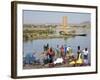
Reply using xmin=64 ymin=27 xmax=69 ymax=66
xmin=71 ymin=46 xmax=89 ymax=66
xmin=43 ymin=44 xmax=89 ymax=67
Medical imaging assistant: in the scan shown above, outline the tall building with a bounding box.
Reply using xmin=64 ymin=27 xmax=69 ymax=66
xmin=60 ymin=16 xmax=68 ymax=33
xmin=62 ymin=16 xmax=67 ymax=27
xmin=56 ymin=16 xmax=68 ymax=35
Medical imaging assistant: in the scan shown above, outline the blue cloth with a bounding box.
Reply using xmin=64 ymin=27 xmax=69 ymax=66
xmin=64 ymin=47 xmax=67 ymax=55
xmin=24 ymin=53 xmax=36 ymax=64
xmin=84 ymin=55 xmax=88 ymax=59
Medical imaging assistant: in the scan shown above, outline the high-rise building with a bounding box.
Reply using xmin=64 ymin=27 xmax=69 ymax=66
xmin=62 ymin=16 xmax=67 ymax=27
xmin=60 ymin=16 xmax=68 ymax=33
xmin=56 ymin=16 xmax=68 ymax=35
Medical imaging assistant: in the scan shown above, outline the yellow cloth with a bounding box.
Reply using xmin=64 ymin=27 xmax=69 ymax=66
xmin=76 ymin=53 xmax=83 ymax=64
xmin=69 ymin=61 xmax=75 ymax=65
xmin=76 ymin=59 xmax=83 ymax=64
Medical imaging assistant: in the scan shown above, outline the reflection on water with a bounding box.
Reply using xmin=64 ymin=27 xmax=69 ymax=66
xmin=23 ymin=29 xmax=91 ymax=64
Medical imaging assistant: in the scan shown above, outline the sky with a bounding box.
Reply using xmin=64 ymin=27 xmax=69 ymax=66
xmin=23 ymin=10 xmax=91 ymax=24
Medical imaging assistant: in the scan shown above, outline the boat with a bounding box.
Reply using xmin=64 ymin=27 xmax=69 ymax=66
xmin=61 ymin=33 xmax=87 ymax=36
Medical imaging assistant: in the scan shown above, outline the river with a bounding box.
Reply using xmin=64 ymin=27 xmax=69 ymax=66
xmin=23 ymin=27 xmax=91 ymax=64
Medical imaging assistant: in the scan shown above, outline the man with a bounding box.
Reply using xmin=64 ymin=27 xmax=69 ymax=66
xmin=82 ymin=48 xmax=89 ymax=65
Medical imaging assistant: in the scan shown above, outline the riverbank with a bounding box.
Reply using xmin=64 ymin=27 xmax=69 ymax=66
xmin=23 ymin=62 xmax=90 ymax=69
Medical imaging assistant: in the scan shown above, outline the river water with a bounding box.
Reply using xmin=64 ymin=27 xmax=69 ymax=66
xmin=23 ymin=28 xmax=91 ymax=64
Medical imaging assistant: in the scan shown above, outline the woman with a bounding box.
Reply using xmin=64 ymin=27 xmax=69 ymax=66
xmin=47 ymin=48 xmax=55 ymax=63
xmin=60 ymin=45 xmax=64 ymax=58
xmin=76 ymin=46 xmax=83 ymax=65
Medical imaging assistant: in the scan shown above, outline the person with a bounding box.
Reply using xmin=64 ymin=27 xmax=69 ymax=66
xmin=82 ymin=48 xmax=89 ymax=65
xmin=76 ymin=46 xmax=83 ymax=65
xmin=42 ymin=51 xmax=48 ymax=65
xmin=77 ymin=46 xmax=81 ymax=53
xmin=76 ymin=52 xmax=83 ymax=65
xmin=43 ymin=43 xmax=49 ymax=51
xmin=69 ymin=57 xmax=76 ymax=65
xmin=60 ymin=45 xmax=64 ymax=58
xmin=66 ymin=46 xmax=72 ymax=57
xmin=46 ymin=48 xmax=55 ymax=67
xmin=47 ymin=47 xmax=55 ymax=63
xmin=46 ymin=43 xmax=49 ymax=50
xmin=64 ymin=45 xmax=67 ymax=56
xmin=55 ymin=45 xmax=60 ymax=58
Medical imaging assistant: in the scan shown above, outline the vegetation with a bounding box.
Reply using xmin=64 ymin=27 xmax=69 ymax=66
xmin=23 ymin=25 xmax=55 ymax=40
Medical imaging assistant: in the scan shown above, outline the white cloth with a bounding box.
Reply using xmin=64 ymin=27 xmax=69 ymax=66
xmin=54 ymin=58 xmax=63 ymax=64
xmin=82 ymin=49 xmax=88 ymax=55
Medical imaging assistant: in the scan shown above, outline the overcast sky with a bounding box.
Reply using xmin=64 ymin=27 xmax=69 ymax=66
xmin=23 ymin=10 xmax=91 ymax=24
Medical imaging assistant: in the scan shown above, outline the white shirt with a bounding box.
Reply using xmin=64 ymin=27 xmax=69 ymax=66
xmin=83 ymin=49 xmax=88 ymax=55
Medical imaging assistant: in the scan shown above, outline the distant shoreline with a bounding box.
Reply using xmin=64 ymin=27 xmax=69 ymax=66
xmin=23 ymin=33 xmax=87 ymax=41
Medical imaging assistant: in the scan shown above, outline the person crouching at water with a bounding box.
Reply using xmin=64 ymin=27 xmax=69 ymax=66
xmin=47 ymin=48 xmax=55 ymax=67
xmin=82 ymin=48 xmax=89 ymax=65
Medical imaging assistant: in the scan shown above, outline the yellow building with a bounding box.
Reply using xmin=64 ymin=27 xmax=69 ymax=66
xmin=59 ymin=16 xmax=68 ymax=33
xmin=62 ymin=16 xmax=68 ymax=27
